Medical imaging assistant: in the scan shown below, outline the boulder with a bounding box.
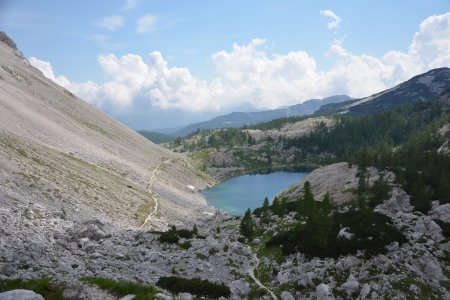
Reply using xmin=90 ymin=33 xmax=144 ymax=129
xmin=375 ymin=188 xmax=413 ymax=217
xmin=177 ymin=293 xmax=193 ymax=300
xmin=70 ymin=219 xmax=111 ymax=242
xmin=340 ymin=275 xmax=360 ymax=297
xmin=0 ymin=289 xmax=44 ymax=300
xmin=429 ymin=201 xmax=450 ymax=223
xmin=280 ymin=291 xmax=295 ymax=300
xmin=358 ymin=283 xmax=371 ymax=300
xmin=229 ymin=279 xmax=250 ymax=297
xmin=316 ymin=283 xmax=334 ymax=300
xmin=154 ymin=293 xmax=172 ymax=300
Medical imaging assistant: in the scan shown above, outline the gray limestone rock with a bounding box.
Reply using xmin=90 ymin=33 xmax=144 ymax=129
xmin=359 ymin=283 xmax=371 ymax=299
xmin=0 ymin=289 xmax=44 ymax=300
xmin=429 ymin=201 xmax=450 ymax=223
xmin=229 ymin=279 xmax=250 ymax=298
xmin=280 ymin=291 xmax=295 ymax=300
xmin=177 ymin=293 xmax=193 ymax=300
xmin=375 ymin=187 xmax=413 ymax=217
xmin=340 ymin=275 xmax=360 ymax=297
xmin=316 ymin=283 xmax=335 ymax=300
xmin=154 ymin=293 xmax=172 ymax=300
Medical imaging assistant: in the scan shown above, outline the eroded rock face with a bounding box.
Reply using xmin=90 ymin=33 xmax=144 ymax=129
xmin=280 ymin=162 xmax=390 ymax=205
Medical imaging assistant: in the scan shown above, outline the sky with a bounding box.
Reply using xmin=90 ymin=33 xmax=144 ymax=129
xmin=1 ymin=0 xmax=450 ymax=130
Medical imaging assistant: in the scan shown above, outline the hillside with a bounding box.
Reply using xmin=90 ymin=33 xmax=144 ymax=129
xmin=171 ymin=95 xmax=350 ymax=136
xmin=315 ymin=68 xmax=450 ymax=116
xmin=0 ymin=32 xmax=212 ymax=230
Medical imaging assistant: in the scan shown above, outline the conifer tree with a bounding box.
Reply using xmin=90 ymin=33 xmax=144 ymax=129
xmin=240 ymin=208 xmax=254 ymax=239
xmin=261 ymin=197 xmax=271 ymax=223
xmin=299 ymin=181 xmax=317 ymax=217
xmin=271 ymin=196 xmax=282 ymax=216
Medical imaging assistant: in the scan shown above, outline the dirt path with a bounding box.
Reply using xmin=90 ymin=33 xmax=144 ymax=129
xmin=248 ymin=254 xmax=278 ymax=300
xmin=139 ymin=158 xmax=170 ymax=229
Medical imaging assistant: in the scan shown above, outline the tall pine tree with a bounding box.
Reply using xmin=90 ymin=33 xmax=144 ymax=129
xmin=240 ymin=208 xmax=254 ymax=240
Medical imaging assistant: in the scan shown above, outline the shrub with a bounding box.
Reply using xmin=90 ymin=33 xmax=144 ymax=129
xmin=156 ymin=276 xmax=231 ymax=298
xmin=158 ymin=231 xmax=179 ymax=244
xmin=179 ymin=241 xmax=191 ymax=250
xmin=267 ymin=210 xmax=406 ymax=258
xmin=81 ymin=277 xmax=158 ymax=300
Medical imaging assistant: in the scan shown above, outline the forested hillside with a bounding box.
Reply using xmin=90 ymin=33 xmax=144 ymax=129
xmin=167 ymin=100 xmax=450 ymax=212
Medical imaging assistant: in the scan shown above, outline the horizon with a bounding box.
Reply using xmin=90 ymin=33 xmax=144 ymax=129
xmin=1 ymin=1 xmax=450 ymax=130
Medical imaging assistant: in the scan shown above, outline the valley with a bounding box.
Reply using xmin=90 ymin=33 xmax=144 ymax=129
xmin=1 ymin=31 xmax=450 ymax=300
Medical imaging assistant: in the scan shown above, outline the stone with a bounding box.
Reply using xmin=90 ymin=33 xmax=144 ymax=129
xmin=229 ymin=279 xmax=250 ymax=297
xmin=409 ymin=284 xmax=418 ymax=294
xmin=177 ymin=293 xmax=193 ymax=300
xmin=280 ymin=291 xmax=295 ymax=300
xmin=154 ymin=293 xmax=172 ymax=300
xmin=0 ymin=289 xmax=44 ymax=300
xmin=0 ymin=263 xmax=15 ymax=276
xmin=429 ymin=201 xmax=450 ymax=223
xmin=359 ymin=283 xmax=371 ymax=300
xmin=337 ymin=227 xmax=355 ymax=240
xmin=316 ymin=283 xmax=334 ymax=300
xmin=423 ymin=260 xmax=444 ymax=281
xmin=341 ymin=275 xmax=360 ymax=297
xmin=375 ymin=187 xmax=412 ymax=217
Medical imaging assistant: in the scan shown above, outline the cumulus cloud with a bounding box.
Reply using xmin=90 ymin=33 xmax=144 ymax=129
xmin=320 ymin=9 xmax=341 ymax=29
xmin=136 ymin=14 xmax=157 ymax=33
xmin=31 ymin=13 xmax=450 ymax=113
xmin=96 ymin=15 xmax=124 ymax=31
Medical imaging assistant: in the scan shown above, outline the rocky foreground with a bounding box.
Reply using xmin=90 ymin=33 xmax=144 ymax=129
xmin=2 ymin=164 xmax=450 ymax=299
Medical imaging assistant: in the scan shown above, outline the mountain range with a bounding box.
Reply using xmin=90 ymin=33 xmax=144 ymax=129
xmin=170 ymin=95 xmax=351 ymax=137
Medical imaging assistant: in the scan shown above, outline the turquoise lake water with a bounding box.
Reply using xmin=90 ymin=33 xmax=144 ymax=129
xmin=201 ymin=171 xmax=309 ymax=216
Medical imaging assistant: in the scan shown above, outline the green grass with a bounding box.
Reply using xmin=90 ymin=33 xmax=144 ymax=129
xmin=80 ymin=277 xmax=159 ymax=300
xmin=0 ymin=278 xmax=64 ymax=300
xmin=391 ymin=275 xmax=438 ymax=299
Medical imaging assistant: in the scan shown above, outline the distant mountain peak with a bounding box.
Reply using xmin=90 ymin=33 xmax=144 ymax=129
xmin=315 ymin=68 xmax=450 ymax=116
xmin=169 ymin=95 xmax=351 ymax=136
xmin=0 ymin=31 xmax=17 ymax=50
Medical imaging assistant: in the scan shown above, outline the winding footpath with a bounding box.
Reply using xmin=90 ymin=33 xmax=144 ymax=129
xmin=248 ymin=253 xmax=278 ymax=300
xmin=139 ymin=158 xmax=171 ymax=229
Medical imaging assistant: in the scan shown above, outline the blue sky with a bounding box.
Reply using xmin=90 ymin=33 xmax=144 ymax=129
xmin=2 ymin=1 xmax=450 ymax=129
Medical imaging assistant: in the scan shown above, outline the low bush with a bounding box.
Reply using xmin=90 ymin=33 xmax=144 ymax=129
xmin=81 ymin=277 xmax=158 ymax=300
xmin=267 ymin=210 xmax=406 ymax=258
xmin=156 ymin=276 xmax=231 ymax=298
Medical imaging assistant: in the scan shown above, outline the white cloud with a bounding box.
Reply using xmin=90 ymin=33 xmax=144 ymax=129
xmin=123 ymin=0 xmax=139 ymax=11
xmin=136 ymin=14 xmax=157 ymax=34
xmin=31 ymin=13 xmax=450 ymax=113
xmin=97 ymin=15 xmax=124 ymax=31
xmin=320 ymin=9 xmax=341 ymax=30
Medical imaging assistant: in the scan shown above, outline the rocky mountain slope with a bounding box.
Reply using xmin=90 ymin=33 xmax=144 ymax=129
xmin=167 ymin=116 xmax=334 ymax=179
xmin=171 ymin=95 xmax=350 ymax=137
xmin=0 ymin=32 xmax=213 ymax=230
xmin=316 ymin=68 xmax=450 ymax=115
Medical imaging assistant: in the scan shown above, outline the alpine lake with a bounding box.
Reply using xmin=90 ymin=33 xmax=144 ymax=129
xmin=201 ymin=170 xmax=309 ymax=216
